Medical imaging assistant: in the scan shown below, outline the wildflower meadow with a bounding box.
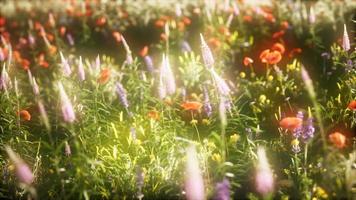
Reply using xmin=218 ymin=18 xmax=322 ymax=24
xmin=0 ymin=0 xmax=355 ymax=199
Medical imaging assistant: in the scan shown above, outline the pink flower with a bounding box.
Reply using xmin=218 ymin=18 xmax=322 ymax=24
xmin=78 ymin=56 xmax=85 ymax=81
xmin=59 ymin=52 xmax=72 ymax=76
xmin=5 ymin=146 xmax=34 ymax=185
xmin=255 ymin=147 xmax=274 ymax=196
xmin=185 ymin=145 xmax=205 ymax=200
xmin=342 ymin=24 xmax=350 ymax=51
xmin=58 ymin=82 xmax=75 ymax=123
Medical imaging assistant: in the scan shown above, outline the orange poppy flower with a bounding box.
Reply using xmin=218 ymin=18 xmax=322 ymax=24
xmin=97 ymin=68 xmax=111 ymax=84
xmin=347 ymin=100 xmax=356 ymax=110
xmin=243 ymin=57 xmax=254 ymax=66
xmin=243 ymin=15 xmax=253 ymax=22
xmin=279 ymin=117 xmax=302 ymax=131
xmin=139 ymin=46 xmax=148 ymax=57
xmin=18 ymin=110 xmax=31 ymax=121
xmin=264 ymin=13 xmax=275 ymax=23
xmin=272 ymin=30 xmax=285 ymax=39
xmin=0 ymin=17 xmax=5 ymax=26
xmin=177 ymin=21 xmax=185 ymax=32
xmin=208 ymin=37 xmax=221 ymax=49
xmin=59 ymin=26 xmax=66 ymax=36
xmin=21 ymin=59 xmax=30 ymax=70
xmin=38 ymin=53 xmax=49 ymax=68
xmin=147 ymin=110 xmax=160 ymax=120
xmin=281 ymin=21 xmax=289 ymax=29
xmin=329 ymin=132 xmax=346 ymax=148
xmin=271 ymin=43 xmax=285 ymax=54
xmin=112 ymin=31 xmax=121 ymax=43
xmin=96 ymin=17 xmax=106 ymax=26
xmin=155 ymin=19 xmax=165 ymax=28
xmin=182 ymin=17 xmax=191 ymax=25
xmin=260 ymin=49 xmax=282 ymax=65
xmin=181 ymin=101 xmax=202 ymax=111
xmin=288 ymin=48 xmax=302 ymax=58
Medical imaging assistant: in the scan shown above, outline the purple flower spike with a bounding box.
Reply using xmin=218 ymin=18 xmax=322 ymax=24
xmin=115 ymin=82 xmax=129 ymax=109
xmin=64 ymin=141 xmax=71 ymax=156
xmin=200 ymin=34 xmax=215 ymax=69
xmin=59 ymin=52 xmax=72 ymax=76
xmin=5 ymin=146 xmax=34 ymax=185
xmin=144 ymin=55 xmax=154 ymax=73
xmin=342 ymin=24 xmax=350 ymax=51
xmin=185 ymin=145 xmax=205 ymax=200
xmin=214 ymin=178 xmax=230 ymax=200
xmin=203 ymin=86 xmax=212 ymax=117
xmin=58 ymin=82 xmax=76 ymax=123
xmin=255 ymin=147 xmax=274 ymax=197
xmin=66 ymin=33 xmax=75 ymax=46
xmin=78 ymin=56 xmax=85 ymax=81
xmin=302 ymin=118 xmax=315 ymax=142
xmin=211 ymin=69 xmax=230 ymax=96
xmin=181 ymin=41 xmax=192 ymax=53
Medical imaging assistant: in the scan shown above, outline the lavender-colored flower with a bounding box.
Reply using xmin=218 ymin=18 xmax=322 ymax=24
xmin=342 ymin=24 xmax=350 ymax=51
xmin=59 ymin=52 xmax=72 ymax=76
xmin=121 ymin=36 xmax=133 ymax=65
xmin=255 ymin=147 xmax=274 ymax=197
xmin=211 ymin=69 xmax=230 ymax=96
xmin=0 ymin=65 xmax=10 ymax=91
xmin=78 ymin=56 xmax=85 ymax=81
xmin=64 ymin=141 xmax=71 ymax=156
xmin=58 ymin=82 xmax=76 ymax=123
xmin=144 ymin=55 xmax=154 ymax=73
xmin=232 ymin=1 xmax=240 ymax=16
xmin=32 ymin=77 xmax=40 ymax=95
xmin=158 ymin=72 xmax=167 ymax=99
xmin=28 ymin=33 xmax=35 ymax=46
xmin=38 ymin=100 xmax=50 ymax=130
xmin=200 ymin=34 xmax=215 ymax=69
xmin=185 ymin=145 xmax=205 ymax=200
xmin=181 ymin=41 xmax=192 ymax=53
xmin=214 ymin=178 xmax=230 ymax=200
xmin=301 ymin=117 xmax=315 ymax=142
xmin=115 ymin=82 xmax=129 ymax=109
xmin=181 ymin=87 xmax=187 ymax=101
xmin=5 ymin=146 xmax=34 ymax=185
xmin=203 ymin=86 xmax=212 ymax=117
xmin=160 ymin=54 xmax=176 ymax=95
xmin=66 ymin=33 xmax=75 ymax=46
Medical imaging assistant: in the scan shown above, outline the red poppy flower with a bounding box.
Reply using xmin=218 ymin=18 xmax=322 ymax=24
xmin=59 ymin=26 xmax=66 ymax=36
xmin=98 ymin=68 xmax=111 ymax=84
xmin=18 ymin=110 xmax=31 ymax=121
xmin=155 ymin=19 xmax=165 ymax=28
xmin=288 ymin=48 xmax=302 ymax=58
xmin=279 ymin=117 xmax=302 ymax=131
xmin=281 ymin=21 xmax=289 ymax=29
xmin=96 ymin=17 xmax=106 ymax=26
xmin=208 ymin=37 xmax=221 ymax=49
xmin=347 ymin=100 xmax=356 ymax=110
xmin=260 ymin=49 xmax=282 ymax=65
xmin=243 ymin=15 xmax=253 ymax=22
xmin=21 ymin=59 xmax=30 ymax=70
xmin=271 ymin=43 xmax=285 ymax=54
xmin=181 ymin=101 xmax=202 ymax=111
xmin=139 ymin=46 xmax=148 ymax=57
xmin=272 ymin=30 xmax=285 ymax=39
xmin=243 ymin=57 xmax=254 ymax=66
xmin=329 ymin=132 xmax=346 ymax=149
xmin=182 ymin=17 xmax=191 ymax=25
